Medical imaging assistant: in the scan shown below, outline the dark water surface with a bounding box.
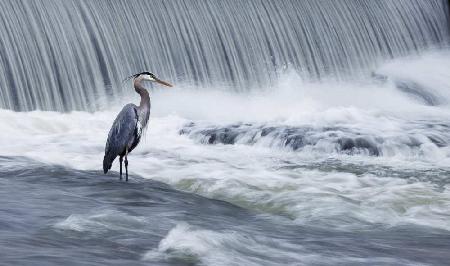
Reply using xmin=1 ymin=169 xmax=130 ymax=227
xmin=1 ymin=156 xmax=449 ymax=266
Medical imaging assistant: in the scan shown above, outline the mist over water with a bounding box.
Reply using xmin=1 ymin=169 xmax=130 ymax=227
xmin=1 ymin=0 xmax=450 ymax=265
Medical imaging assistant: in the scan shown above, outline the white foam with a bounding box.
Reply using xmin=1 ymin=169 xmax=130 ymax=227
xmin=150 ymin=71 xmax=441 ymax=125
xmin=54 ymin=209 xmax=147 ymax=233
xmin=143 ymin=222 xmax=418 ymax=265
xmin=143 ymin=222 xmax=305 ymax=265
xmin=377 ymin=50 xmax=450 ymax=105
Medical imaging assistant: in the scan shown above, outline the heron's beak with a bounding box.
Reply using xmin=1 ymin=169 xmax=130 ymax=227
xmin=155 ymin=78 xmax=173 ymax=87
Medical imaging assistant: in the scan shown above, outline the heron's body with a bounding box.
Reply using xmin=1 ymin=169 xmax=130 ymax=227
xmin=102 ymin=103 xmax=146 ymax=175
xmin=102 ymin=72 xmax=171 ymax=181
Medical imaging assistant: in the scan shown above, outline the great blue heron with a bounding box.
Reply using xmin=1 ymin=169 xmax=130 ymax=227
xmin=103 ymin=72 xmax=172 ymax=181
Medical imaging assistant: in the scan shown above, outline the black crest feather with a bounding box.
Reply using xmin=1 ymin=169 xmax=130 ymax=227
xmin=122 ymin=72 xmax=155 ymax=83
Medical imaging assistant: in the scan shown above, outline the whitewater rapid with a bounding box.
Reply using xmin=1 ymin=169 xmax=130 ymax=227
xmin=1 ymin=50 xmax=450 ymax=240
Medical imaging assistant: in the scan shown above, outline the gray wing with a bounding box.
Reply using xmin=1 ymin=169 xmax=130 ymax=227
xmin=103 ymin=104 xmax=138 ymax=173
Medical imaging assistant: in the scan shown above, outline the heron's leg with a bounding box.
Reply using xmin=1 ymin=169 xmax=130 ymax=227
xmin=119 ymin=156 xmax=123 ymax=180
xmin=125 ymin=148 xmax=129 ymax=182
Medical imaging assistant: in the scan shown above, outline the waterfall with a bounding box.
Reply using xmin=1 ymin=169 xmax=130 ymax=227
xmin=0 ymin=0 xmax=448 ymax=111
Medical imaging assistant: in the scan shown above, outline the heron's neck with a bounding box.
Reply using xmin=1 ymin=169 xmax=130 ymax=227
xmin=134 ymin=79 xmax=151 ymax=127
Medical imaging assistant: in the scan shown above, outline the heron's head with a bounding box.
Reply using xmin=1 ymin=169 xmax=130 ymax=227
xmin=126 ymin=72 xmax=173 ymax=87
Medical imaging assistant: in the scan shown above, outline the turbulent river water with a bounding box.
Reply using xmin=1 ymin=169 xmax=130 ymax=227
xmin=1 ymin=0 xmax=450 ymax=265
xmin=2 ymin=52 xmax=450 ymax=265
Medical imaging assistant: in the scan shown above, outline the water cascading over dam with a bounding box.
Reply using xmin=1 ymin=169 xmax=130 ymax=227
xmin=0 ymin=0 xmax=449 ymax=111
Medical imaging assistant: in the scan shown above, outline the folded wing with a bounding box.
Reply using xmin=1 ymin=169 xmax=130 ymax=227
xmin=103 ymin=104 xmax=138 ymax=173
